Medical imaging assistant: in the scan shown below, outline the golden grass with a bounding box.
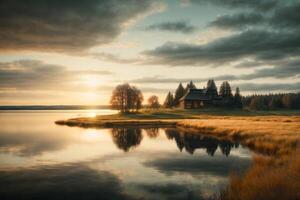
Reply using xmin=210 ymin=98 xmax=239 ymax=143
xmin=178 ymin=116 xmax=300 ymax=155
xmin=219 ymin=153 xmax=300 ymax=200
xmin=56 ymin=115 xmax=300 ymax=155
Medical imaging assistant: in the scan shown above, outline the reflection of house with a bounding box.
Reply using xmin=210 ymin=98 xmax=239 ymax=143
xmin=179 ymin=80 xmax=223 ymax=109
xmin=165 ymin=128 xmax=238 ymax=156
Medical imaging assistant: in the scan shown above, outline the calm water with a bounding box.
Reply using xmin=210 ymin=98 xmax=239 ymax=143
xmin=0 ymin=110 xmax=253 ymax=200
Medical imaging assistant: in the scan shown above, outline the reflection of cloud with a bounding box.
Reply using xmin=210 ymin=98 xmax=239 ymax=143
xmin=0 ymin=163 xmax=133 ymax=200
xmin=144 ymin=153 xmax=251 ymax=176
xmin=0 ymin=130 xmax=70 ymax=157
xmin=136 ymin=183 xmax=205 ymax=200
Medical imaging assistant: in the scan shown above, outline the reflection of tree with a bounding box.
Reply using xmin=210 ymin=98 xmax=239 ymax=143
xmin=165 ymin=129 xmax=184 ymax=152
xmin=219 ymin=140 xmax=234 ymax=156
xmin=145 ymin=128 xmax=159 ymax=139
xmin=111 ymin=128 xmax=142 ymax=152
xmin=164 ymin=128 xmax=237 ymax=156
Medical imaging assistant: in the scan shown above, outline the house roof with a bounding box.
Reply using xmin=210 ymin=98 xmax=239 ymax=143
xmin=179 ymin=89 xmax=211 ymax=101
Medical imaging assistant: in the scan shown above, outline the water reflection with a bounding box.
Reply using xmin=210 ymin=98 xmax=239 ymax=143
xmin=110 ymin=127 xmax=238 ymax=156
xmin=111 ymin=128 xmax=143 ymax=152
xmin=0 ymin=163 xmax=133 ymax=200
xmin=0 ymin=112 xmax=253 ymax=200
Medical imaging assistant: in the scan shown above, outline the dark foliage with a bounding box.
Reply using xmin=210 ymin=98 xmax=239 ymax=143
xmin=243 ymin=93 xmax=300 ymax=110
xmin=163 ymin=92 xmax=174 ymax=108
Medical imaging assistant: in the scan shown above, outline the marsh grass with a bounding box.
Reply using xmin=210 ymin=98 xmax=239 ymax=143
xmin=219 ymin=153 xmax=300 ymax=200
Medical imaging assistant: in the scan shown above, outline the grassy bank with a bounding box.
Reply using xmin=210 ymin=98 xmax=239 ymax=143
xmin=56 ymin=108 xmax=300 ymax=155
xmin=55 ymin=108 xmax=300 ymax=200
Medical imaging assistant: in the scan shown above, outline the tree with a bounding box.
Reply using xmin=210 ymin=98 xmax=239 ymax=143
xmin=185 ymin=80 xmax=196 ymax=94
xmin=219 ymin=81 xmax=233 ymax=97
xmin=148 ymin=95 xmax=160 ymax=109
xmin=206 ymin=79 xmax=218 ymax=96
xmin=174 ymin=82 xmax=185 ymax=106
xmin=234 ymin=87 xmax=243 ymax=109
xmin=163 ymin=92 xmax=174 ymax=108
xmin=282 ymin=94 xmax=296 ymax=109
xmin=268 ymin=96 xmax=282 ymax=109
xmin=249 ymin=96 xmax=268 ymax=110
xmin=110 ymin=83 xmax=143 ymax=113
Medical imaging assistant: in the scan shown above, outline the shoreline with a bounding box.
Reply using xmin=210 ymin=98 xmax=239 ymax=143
xmin=55 ymin=112 xmax=300 ymax=156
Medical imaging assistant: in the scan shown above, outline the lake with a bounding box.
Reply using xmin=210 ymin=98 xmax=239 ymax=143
xmin=0 ymin=110 xmax=254 ymax=200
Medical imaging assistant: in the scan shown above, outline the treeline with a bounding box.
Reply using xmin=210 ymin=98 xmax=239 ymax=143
xmin=163 ymin=80 xmax=243 ymax=109
xmin=243 ymin=93 xmax=300 ymax=110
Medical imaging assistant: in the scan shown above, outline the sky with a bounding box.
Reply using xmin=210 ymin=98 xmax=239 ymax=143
xmin=0 ymin=0 xmax=299 ymax=105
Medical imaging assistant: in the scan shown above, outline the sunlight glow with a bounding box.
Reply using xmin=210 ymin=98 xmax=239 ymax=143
xmin=82 ymin=130 xmax=101 ymax=141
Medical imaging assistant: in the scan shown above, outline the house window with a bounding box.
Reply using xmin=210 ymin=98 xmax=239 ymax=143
xmin=186 ymin=102 xmax=192 ymax=108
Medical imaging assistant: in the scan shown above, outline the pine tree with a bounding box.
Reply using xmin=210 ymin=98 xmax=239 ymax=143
xmin=163 ymin=92 xmax=174 ymax=108
xmin=206 ymin=79 xmax=218 ymax=96
xmin=219 ymin=81 xmax=233 ymax=97
xmin=234 ymin=87 xmax=243 ymax=109
xmin=185 ymin=80 xmax=196 ymax=94
xmin=174 ymin=83 xmax=185 ymax=106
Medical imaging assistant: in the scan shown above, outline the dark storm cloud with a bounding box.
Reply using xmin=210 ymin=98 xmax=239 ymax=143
xmin=209 ymin=13 xmax=265 ymax=30
xmin=270 ymin=2 xmax=300 ymax=28
xmin=0 ymin=164 xmax=133 ymax=200
xmin=208 ymin=2 xmax=300 ymax=30
xmin=0 ymin=0 xmax=158 ymax=52
xmin=144 ymin=30 xmax=300 ymax=66
xmin=145 ymin=21 xmax=197 ymax=33
xmin=189 ymin=0 xmax=279 ymax=11
xmin=144 ymin=1 xmax=300 ymax=69
xmin=0 ymin=60 xmax=113 ymax=90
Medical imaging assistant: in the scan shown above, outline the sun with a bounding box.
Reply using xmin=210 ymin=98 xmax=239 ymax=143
xmin=83 ymin=76 xmax=103 ymax=88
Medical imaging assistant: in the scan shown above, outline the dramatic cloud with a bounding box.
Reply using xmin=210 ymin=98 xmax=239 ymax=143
xmin=239 ymin=60 xmax=300 ymax=80
xmin=131 ymin=60 xmax=300 ymax=82
xmin=144 ymin=0 xmax=300 ymax=70
xmin=209 ymin=13 xmax=265 ymax=30
xmin=144 ymin=30 xmax=300 ymax=66
xmin=92 ymin=53 xmax=141 ymax=64
xmin=0 ymin=0 xmax=160 ymax=52
xmin=208 ymin=2 xmax=300 ymax=30
xmin=145 ymin=21 xmax=197 ymax=33
xmin=189 ymin=0 xmax=279 ymax=11
xmin=130 ymin=75 xmax=236 ymax=84
xmin=0 ymin=60 xmax=113 ymax=90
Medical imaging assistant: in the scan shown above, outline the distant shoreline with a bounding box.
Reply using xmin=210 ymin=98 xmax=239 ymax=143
xmin=0 ymin=105 xmax=111 ymax=110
